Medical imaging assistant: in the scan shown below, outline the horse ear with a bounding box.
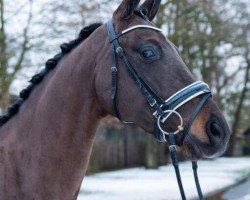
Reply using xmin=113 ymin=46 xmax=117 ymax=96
xmin=113 ymin=0 xmax=141 ymax=20
xmin=139 ymin=0 xmax=161 ymax=21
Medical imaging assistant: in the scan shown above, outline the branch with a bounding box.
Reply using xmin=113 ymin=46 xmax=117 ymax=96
xmin=223 ymin=65 xmax=245 ymax=86
xmin=4 ymin=3 xmax=27 ymax=21
xmin=9 ymin=0 xmax=33 ymax=82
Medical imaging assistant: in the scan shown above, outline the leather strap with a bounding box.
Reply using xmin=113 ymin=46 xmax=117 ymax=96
xmin=106 ymin=19 xmax=208 ymax=200
xmin=107 ymin=20 xmax=165 ymax=123
xmin=192 ymin=161 xmax=204 ymax=200
xmin=168 ymin=133 xmax=186 ymax=200
xmin=179 ymin=93 xmax=211 ymax=145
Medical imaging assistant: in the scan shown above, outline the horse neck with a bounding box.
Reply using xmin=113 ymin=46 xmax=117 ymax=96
xmin=0 ymin=32 xmax=104 ymax=199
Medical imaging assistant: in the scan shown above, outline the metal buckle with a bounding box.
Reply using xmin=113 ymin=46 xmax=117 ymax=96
xmin=111 ymin=66 xmax=117 ymax=72
xmin=116 ymin=47 xmax=123 ymax=55
xmin=169 ymin=145 xmax=177 ymax=151
xmin=149 ymin=98 xmax=157 ymax=107
xmin=153 ymin=103 xmax=164 ymax=118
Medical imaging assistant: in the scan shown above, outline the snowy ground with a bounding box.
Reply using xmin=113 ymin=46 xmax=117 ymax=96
xmin=223 ymin=178 xmax=250 ymax=200
xmin=78 ymin=157 xmax=250 ymax=200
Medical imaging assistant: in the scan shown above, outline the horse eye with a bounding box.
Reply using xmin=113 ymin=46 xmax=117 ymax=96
xmin=141 ymin=49 xmax=156 ymax=59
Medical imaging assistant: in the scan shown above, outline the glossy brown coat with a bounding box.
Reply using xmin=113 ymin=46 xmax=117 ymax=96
xmin=0 ymin=0 xmax=230 ymax=199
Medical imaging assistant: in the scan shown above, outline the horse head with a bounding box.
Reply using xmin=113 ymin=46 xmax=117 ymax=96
xmin=94 ymin=0 xmax=231 ymax=160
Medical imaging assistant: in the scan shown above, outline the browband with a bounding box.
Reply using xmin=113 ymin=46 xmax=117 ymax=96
xmin=121 ymin=25 xmax=162 ymax=35
xmin=109 ymin=24 xmax=162 ymax=42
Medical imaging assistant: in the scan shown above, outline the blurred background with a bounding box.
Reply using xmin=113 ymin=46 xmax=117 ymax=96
xmin=0 ymin=0 xmax=249 ymax=175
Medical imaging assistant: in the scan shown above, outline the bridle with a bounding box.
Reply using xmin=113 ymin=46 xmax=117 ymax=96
xmin=107 ymin=19 xmax=210 ymax=200
xmin=107 ymin=19 xmax=211 ymax=200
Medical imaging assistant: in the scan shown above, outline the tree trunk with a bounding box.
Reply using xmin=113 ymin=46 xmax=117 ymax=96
xmin=226 ymin=58 xmax=250 ymax=156
xmin=0 ymin=89 xmax=10 ymax=111
xmin=145 ymin=134 xmax=159 ymax=169
xmin=0 ymin=0 xmax=10 ymax=111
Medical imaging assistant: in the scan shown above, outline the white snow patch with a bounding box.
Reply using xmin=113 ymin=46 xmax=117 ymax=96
xmin=78 ymin=157 xmax=250 ymax=200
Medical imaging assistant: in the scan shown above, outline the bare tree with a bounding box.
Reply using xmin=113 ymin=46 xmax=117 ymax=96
xmin=0 ymin=0 xmax=33 ymax=110
xmin=0 ymin=0 xmax=108 ymax=111
xmin=227 ymin=10 xmax=250 ymax=155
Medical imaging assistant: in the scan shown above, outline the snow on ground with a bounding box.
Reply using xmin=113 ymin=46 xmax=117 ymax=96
xmin=78 ymin=157 xmax=250 ymax=200
xmin=223 ymin=177 xmax=250 ymax=200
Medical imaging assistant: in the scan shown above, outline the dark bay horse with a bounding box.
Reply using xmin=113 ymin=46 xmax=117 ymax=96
xmin=0 ymin=0 xmax=230 ymax=199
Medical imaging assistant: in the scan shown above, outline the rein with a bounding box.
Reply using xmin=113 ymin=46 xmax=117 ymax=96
xmin=107 ymin=19 xmax=211 ymax=200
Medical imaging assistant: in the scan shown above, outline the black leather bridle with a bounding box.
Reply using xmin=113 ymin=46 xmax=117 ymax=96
xmin=107 ymin=19 xmax=211 ymax=200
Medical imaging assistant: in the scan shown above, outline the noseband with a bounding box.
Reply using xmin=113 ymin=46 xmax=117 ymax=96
xmin=107 ymin=19 xmax=211 ymax=200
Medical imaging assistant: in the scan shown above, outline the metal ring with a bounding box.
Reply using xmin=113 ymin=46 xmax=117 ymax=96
xmin=157 ymin=110 xmax=183 ymax=135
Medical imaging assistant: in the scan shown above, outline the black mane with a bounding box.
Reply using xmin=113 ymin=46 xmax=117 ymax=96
xmin=0 ymin=23 xmax=102 ymax=127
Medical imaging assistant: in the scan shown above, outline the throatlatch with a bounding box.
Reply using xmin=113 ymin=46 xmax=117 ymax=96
xmin=107 ymin=19 xmax=211 ymax=200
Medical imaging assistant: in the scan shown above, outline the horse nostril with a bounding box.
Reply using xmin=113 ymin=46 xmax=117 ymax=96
xmin=210 ymin=122 xmax=222 ymax=140
xmin=206 ymin=116 xmax=225 ymax=145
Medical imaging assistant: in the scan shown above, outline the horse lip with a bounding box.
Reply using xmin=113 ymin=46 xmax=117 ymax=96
xmin=183 ymin=133 xmax=227 ymax=159
xmin=183 ymin=135 xmax=204 ymax=159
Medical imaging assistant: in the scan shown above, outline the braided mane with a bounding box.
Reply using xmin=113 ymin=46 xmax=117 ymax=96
xmin=0 ymin=23 xmax=102 ymax=127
